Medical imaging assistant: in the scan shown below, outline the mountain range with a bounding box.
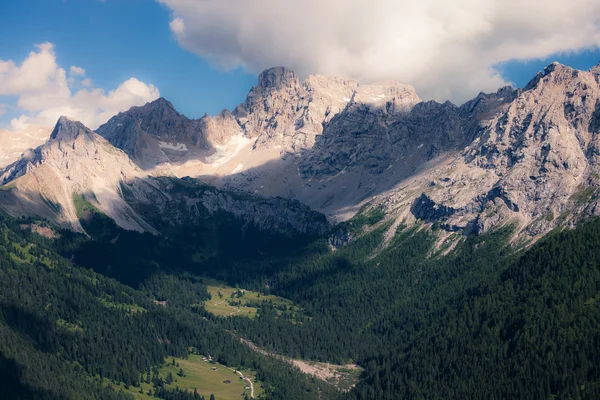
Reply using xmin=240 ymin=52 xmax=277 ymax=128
xmin=2 ymin=62 xmax=600 ymax=246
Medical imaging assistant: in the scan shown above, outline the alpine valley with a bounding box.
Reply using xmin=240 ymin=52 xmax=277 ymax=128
xmin=3 ymin=62 xmax=600 ymax=400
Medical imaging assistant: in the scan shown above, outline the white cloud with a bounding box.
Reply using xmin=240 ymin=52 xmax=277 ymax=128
xmin=10 ymin=115 xmax=30 ymax=131
xmin=159 ymin=0 xmax=600 ymax=103
xmin=69 ymin=65 xmax=86 ymax=76
xmin=0 ymin=43 xmax=160 ymax=130
xmin=170 ymin=17 xmax=185 ymax=34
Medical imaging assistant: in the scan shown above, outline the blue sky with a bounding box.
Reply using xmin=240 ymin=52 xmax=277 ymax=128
xmin=1 ymin=0 xmax=599 ymax=128
xmin=0 ymin=0 xmax=256 ymax=124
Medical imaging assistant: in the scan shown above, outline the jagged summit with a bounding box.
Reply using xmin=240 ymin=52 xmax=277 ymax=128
xmin=96 ymin=95 xmax=210 ymax=169
xmin=523 ymin=61 xmax=579 ymax=91
xmin=0 ymin=116 xmax=150 ymax=233
xmin=150 ymin=96 xmax=176 ymax=109
xmin=257 ymin=66 xmax=300 ymax=89
xmin=50 ymin=116 xmax=92 ymax=141
xmin=87 ymin=63 xmax=600 ymax=242
xmin=114 ymin=97 xmax=178 ymax=117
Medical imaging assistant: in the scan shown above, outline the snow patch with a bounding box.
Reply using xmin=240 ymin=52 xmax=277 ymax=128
xmin=158 ymin=141 xmax=188 ymax=151
xmin=205 ymin=135 xmax=252 ymax=166
xmin=232 ymin=163 xmax=244 ymax=174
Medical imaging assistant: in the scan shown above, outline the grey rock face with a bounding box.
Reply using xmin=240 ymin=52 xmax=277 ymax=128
xmin=89 ymin=62 xmax=600 ymax=243
xmin=299 ymin=99 xmax=463 ymax=179
xmin=232 ymin=67 xmax=359 ymax=151
xmin=410 ymin=194 xmax=457 ymax=221
xmin=122 ymin=176 xmax=330 ymax=236
xmin=0 ymin=117 xmax=149 ymax=233
xmin=367 ymin=62 xmax=600 ymax=243
xmin=97 ymin=97 xmax=210 ymax=169
xmin=0 ymin=116 xmax=330 ymax=238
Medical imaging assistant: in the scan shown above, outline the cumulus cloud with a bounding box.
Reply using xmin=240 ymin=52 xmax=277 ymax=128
xmin=0 ymin=43 xmax=160 ymax=130
xmin=69 ymin=65 xmax=86 ymax=76
xmin=10 ymin=115 xmax=30 ymax=131
xmin=159 ymin=0 xmax=600 ymax=103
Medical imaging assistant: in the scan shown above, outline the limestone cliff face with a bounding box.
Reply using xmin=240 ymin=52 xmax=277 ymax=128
xmin=0 ymin=117 xmax=150 ymax=233
xmin=232 ymin=67 xmax=359 ymax=152
xmin=96 ymin=98 xmax=210 ymax=169
xmin=366 ymin=62 xmax=600 ymax=242
xmin=122 ymin=176 xmax=329 ymax=237
xmin=13 ymin=62 xmax=600 ymax=243
xmin=0 ymin=117 xmax=329 ymax=237
xmin=96 ymin=67 xmax=431 ymax=219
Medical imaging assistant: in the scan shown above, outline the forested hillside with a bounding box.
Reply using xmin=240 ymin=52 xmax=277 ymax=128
xmin=0 ymin=215 xmax=336 ymax=400
xmin=3 ymin=203 xmax=600 ymax=399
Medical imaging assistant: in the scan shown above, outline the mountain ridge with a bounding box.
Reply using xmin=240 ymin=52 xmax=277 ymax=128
xmin=2 ymin=61 xmax=600 ymax=245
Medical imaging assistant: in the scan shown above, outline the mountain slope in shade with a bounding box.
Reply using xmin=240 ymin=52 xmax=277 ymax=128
xmin=0 ymin=117 xmax=330 ymax=237
xmin=96 ymin=97 xmax=212 ymax=169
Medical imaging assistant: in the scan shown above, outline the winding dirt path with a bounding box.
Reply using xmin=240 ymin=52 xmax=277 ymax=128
xmin=223 ymin=366 xmax=254 ymax=398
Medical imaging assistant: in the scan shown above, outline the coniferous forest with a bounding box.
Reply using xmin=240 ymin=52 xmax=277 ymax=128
xmin=3 ymin=206 xmax=600 ymax=399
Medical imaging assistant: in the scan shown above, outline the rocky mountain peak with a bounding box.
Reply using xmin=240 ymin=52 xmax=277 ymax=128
xmin=141 ymin=97 xmax=179 ymax=115
xmin=524 ymin=62 xmax=577 ymax=91
xmin=50 ymin=116 xmax=91 ymax=141
xmin=97 ymin=96 xmax=210 ymax=169
xmin=90 ymin=63 xmax=600 ymax=243
xmin=257 ymin=66 xmax=300 ymax=90
xmin=0 ymin=115 xmax=331 ymax=237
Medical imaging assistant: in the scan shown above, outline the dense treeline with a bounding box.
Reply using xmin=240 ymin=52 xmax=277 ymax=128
xmin=195 ymin=217 xmax=600 ymax=399
xmin=206 ymin=224 xmax=514 ymax=363
xmin=221 ymin=219 xmax=600 ymax=399
xmin=5 ymin=203 xmax=600 ymax=399
xmin=348 ymin=222 xmax=600 ymax=399
xmin=0 ymin=216 xmax=337 ymax=400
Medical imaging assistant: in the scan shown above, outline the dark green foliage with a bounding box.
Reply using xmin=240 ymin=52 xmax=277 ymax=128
xmin=0 ymin=214 xmax=337 ymax=400
xmin=5 ymin=199 xmax=600 ymax=400
xmin=345 ymin=221 xmax=600 ymax=399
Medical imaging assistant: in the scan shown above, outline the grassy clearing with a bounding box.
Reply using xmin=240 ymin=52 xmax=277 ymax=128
xmin=56 ymin=318 xmax=83 ymax=333
xmin=202 ymin=278 xmax=301 ymax=320
xmin=72 ymin=192 xmax=102 ymax=220
xmin=107 ymin=354 xmax=262 ymax=400
xmin=100 ymin=296 xmax=146 ymax=315
xmin=570 ymin=186 xmax=597 ymax=205
xmin=8 ymin=241 xmax=55 ymax=268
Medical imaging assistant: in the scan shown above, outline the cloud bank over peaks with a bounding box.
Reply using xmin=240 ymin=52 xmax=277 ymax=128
xmin=0 ymin=43 xmax=160 ymax=131
xmin=160 ymin=0 xmax=600 ymax=103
